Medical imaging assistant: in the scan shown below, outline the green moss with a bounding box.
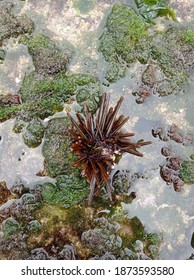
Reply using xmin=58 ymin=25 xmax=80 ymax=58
xmin=179 ymin=160 xmax=194 ymax=183
xmin=22 ymin=118 xmax=45 ymax=147
xmin=99 ymin=4 xmax=149 ymax=82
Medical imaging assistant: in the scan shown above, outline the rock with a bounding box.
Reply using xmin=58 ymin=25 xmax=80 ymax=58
xmin=22 ymin=118 xmax=45 ymax=147
xmin=2 ymin=218 xmax=20 ymax=236
xmin=29 ymin=248 xmax=50 ymax=260
xmin=59 ymin=245 xmax=76 ymax=260
xmin=0 ymin=181 xmax=12 ymax=205
xmin=90 ymin=252 xmax=116 ymax=260
xmin=0 ymin=2 xmax=34 ymax=45
xmin=20 ymin=34 xmax=70 ymax=75
xmin=179 ymin=160 xmax=194 ymax=184
xmin=42 ymin=117 xmax=75 ymax=177
xmin=0 ymin=94 xmax=21 ymax=107
xmin=0 ymin=49 xmax=6 ymax=63
xmin=41 ymin=179 xmax=89 ymax=208
xmin=99 ymin=4 xmax=149 ymax=83
xmin=27 ymin=220 xmax=41 ymax=233
xmin=18 ymin=71 xmax=100 ymax=121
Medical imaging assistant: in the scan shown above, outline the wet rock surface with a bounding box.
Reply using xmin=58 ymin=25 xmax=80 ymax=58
xmin=99 ymin=4 xmax=149 ymax=83
xmin=152 ymin=124 xmax=194 ymax=191
xmin=22 ymin=118 xmax=45 ymax=148
xmin=0 ymin=1 xmax=34 ymax=45
xmin=20 ymin=34 xmax=71 ymax=76
xmin=99 ymin=4 xmax=194 ymax=100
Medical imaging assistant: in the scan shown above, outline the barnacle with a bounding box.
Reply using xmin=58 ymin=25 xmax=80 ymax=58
xmin=67 ymin=93 xmax=151 ymax=205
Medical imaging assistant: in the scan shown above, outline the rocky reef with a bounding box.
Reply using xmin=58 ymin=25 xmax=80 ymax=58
xmin=99 ymin=4 xmax=194 ymax=101
xmin=1 ymin=1 xmax=194 ymax=260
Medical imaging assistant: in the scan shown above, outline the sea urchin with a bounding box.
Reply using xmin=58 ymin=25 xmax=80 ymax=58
xmin=67 ymin=93 xmax=151 ymax=205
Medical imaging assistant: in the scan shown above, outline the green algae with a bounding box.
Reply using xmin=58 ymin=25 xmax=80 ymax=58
xmin=99 ymin=4 xmax=149 ymax=82
xmin=184 ymin=29 xmax=194 ymax=44
xmin=20 ymin=34 xmax=70 ymax=75
xmin=179 ymin=160 xmax=194 ymax=183
xmin=22 ymin=118 xmax=45 ymax=148
xmin=2 ymin=218 xmax=20 ymax=237
xmin=42 ymin=117 xmax=75 ymax=177
xmin=0 ymin=105 xmax=23 ymax=123
xmin=41 ymin=179 xmax=89 ymax=208
xmin=99 ymin=4 xmax=194 ymax=93
xmin=20 ymin=71 xmax=100 ymax=117
xmin=20 ymin=71 xmax=99 ymax=102
xmin=41 ymin=117 xmax=89 ymax=207
xmin=0 ymin=71 xmax=99 ymax=123
xmin=0 ymin=2 xmax=34 ymax=46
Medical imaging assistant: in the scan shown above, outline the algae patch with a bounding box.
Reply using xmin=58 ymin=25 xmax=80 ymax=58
xmin=20 ymin=34 xmax=70 ymax=76
xmin=41 ymin=117 xmax=89 ymax=207
xmin=179 ymin=160 xmax=194 ymax=184
xmin=0 ymin=2 xmax=34 ymax=45
xmin=99 ymin=4 xmax=194 ymax=98
xmin=99 ymin=4 xmax=149 ymax=83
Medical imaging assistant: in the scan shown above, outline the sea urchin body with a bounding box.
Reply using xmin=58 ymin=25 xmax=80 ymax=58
xmin=67 ymin=93 xmax=151 ymax=205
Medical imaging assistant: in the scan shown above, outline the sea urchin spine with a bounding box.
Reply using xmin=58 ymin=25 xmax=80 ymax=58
xmin=67 ymin=93 xmax=151 ymax=205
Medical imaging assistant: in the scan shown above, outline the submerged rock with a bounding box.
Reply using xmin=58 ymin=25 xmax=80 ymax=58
xmin=81 ymin=211 xmax=161 ymax=259
xmin=179 ymin=160 xmax=194 ymax=184
xmin=42 ymin=117 xmax=75 ymax=177
xmin=41 ymin=179 xmax=89 ymax=208
xmin=22 ymin=118 xmax=45 ymax=148
xmin=41 ymin=117 xmax=89 ymax=207
xmin=2 ymin=217 xmax=20 ymax=237
xmin=20 ymin=34 xmax=71 ymax=75
xmin=99 ymin=4 xmax=149 ymax=83
xmin=152 ymin=124 xmax=193 ymax=146
xmin=99 ymin=4 xmax=194 ymax=100
xmin=0 ymin=2 xmax=34 ymax=45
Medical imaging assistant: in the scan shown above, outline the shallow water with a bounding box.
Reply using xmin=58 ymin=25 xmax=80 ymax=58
xmin=0 ymin=0 xmax=194 ymax=260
